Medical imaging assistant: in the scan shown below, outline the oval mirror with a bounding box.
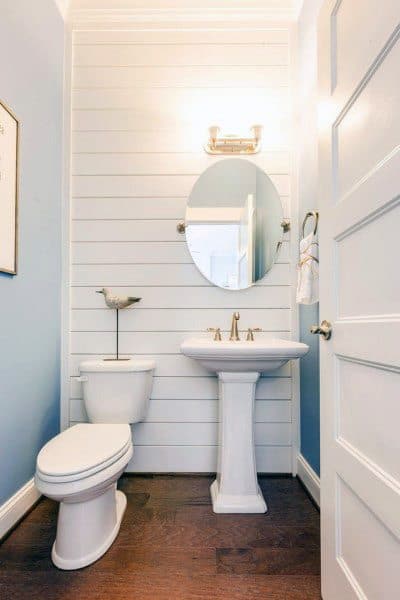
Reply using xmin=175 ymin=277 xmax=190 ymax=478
xmin=185 ymin=158 xmax=283 ymax=290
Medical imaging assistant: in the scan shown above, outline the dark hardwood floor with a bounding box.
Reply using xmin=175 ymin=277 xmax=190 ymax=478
xmin=0 ymin=475 xmax=321 ymax=599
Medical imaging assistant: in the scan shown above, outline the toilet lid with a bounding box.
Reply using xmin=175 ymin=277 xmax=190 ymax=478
xmin=37 ymin=424 xmax=132 ymax=481
xmin=80 ymin=358 xmax=155 ymax=373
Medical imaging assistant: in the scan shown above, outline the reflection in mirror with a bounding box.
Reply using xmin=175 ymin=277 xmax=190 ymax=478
xmin=185 ymin=159 xmax=283 ymax=290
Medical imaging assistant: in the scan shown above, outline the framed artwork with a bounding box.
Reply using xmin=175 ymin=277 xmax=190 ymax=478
xmin=0 ymin=100 xmax=19 ymax=275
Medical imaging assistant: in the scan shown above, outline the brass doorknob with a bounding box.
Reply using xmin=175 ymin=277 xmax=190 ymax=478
xmin=310 ymin=320 xmax=332 ymax=340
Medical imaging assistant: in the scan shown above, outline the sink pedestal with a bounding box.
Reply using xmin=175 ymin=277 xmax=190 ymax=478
xmin=180 ymin=336 xmax=310 ymax=514
xmin=211 ymin=372 xmax=267 ymax=514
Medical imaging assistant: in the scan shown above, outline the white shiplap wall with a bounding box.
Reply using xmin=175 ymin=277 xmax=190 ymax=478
xmin=68 ymin=23 xmax=295 ymax=472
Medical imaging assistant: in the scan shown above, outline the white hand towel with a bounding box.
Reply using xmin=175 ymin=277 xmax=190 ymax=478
xmin=296 ymin=232 xmax=319 ymax=304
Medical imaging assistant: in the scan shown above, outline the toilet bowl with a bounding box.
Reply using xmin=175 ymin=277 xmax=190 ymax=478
xmin=35 ymin=358 xmax=155 ymax=570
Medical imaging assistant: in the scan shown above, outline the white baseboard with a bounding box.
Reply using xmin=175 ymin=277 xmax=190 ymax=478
xmin=297 ymin=454 xmax=320 ymax=507
xmin=0 ymin=478 xmax=41 ymax=540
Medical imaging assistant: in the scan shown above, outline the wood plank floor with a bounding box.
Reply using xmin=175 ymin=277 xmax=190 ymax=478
xmin=0 ymin=475 xmax=321 ymax=600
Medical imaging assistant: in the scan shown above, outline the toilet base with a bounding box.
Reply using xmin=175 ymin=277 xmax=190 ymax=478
xmin=52 ymin=488 xmax=127 ymax=570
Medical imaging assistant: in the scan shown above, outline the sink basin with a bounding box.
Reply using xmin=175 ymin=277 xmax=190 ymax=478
xmin=180 ymin=336 xmax=309 ymax=514
xmin=180 ymin=337 xmax=309 ymax=373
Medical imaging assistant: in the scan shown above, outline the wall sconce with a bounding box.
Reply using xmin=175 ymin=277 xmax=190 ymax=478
xmin=204 ymin=124 xmax=263 ymax=155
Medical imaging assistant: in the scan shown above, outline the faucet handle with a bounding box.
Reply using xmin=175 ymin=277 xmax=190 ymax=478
xmin=207 ymin=327 xmax=222 ymax=341
xmin=246 ymin=327 xmax=262 ymax=341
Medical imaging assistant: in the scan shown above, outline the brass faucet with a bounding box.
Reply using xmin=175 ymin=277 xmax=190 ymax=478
xmin=229 ymin=312 xmax=240 ymax=341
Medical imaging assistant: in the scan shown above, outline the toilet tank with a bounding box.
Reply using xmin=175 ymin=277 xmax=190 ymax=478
xmin=79 ymin=359 xmax=155 ymax=424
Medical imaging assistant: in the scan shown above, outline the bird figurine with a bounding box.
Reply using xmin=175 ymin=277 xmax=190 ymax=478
xmin=96 ymin=288 xmax=141 ymax=309
xmin=96 ymin=288 xmax=141 ymax=360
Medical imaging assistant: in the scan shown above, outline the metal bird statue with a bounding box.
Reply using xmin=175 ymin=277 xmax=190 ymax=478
xmin=96 ymin=287 xmax=141 ymax=309
xmin=96 ymin=288 xmax=141 ymax=360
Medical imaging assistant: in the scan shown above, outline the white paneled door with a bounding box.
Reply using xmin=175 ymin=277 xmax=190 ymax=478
xmin=317 ymin=1 xmax=400 ymax=598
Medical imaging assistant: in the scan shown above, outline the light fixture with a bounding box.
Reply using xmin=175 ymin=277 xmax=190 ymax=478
xmin=204 ymin=124 xmax=263 ymax=155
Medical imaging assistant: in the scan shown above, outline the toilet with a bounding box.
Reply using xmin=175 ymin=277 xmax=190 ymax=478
xmin=35 ymin=358 xmax=155 ymax=570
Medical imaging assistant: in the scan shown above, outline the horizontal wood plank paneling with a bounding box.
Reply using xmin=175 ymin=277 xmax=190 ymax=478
xmin=70 ymin=397 xmax=291 ymax=423
xmin=72 ymin=197 xmax=188 ymax=218
xmin=67 ymin=412 xmax=291 ymax=444
xmin=72 ymin=196 xmax=291 ymax=219
xmin=71 ymin=240 xmax=291 ymax=264
xmin=69 ymin=375 xmax=292 ymax=400
xmin=71 ymin=284 xmax=291 ymax=309
xmin=70 ymin=307 xmax=290 ymax=332
xmin=73 ymin=66 xmax=289 ymax=88
xmin=137 ymin=422 xmax=291 ymax=445
xmin=72 ymin=174 xmax=290 ymax=197
xmin=71 ymin=262 xmax=291 ymax=286
xmin=68 ymin=354 xmax=291 ymax=378
xmin=72 ymin=241 xmax=192 ymax=264
xmin=74 ymin=44 xmax=289 ymax=67
xmin=71 ymin=330 xmax=292 ymax=358
xmin=72 ymin=219 xmax=183 ymax=242
xmin=72 ymin=174 xmax=197 ymax=196
xmin=72 ymin=130 xmax=290 ymax=153
xmin=73 ymin=29 xmax=289 ymax=45
xmin=134 ymin=422 xmax=291 ymax=446
xmin=68 ymin=25 xmax=294 ymax=472
xmin=72 ymin=151 xmax=290 ymax=175
xmin=72 ymin=87 xmax=289 ymax=112
xmin=70 ymin=284 xmax=292 ymax=309
xmin=124 ymin=445 xmax=292 ymax=473
xmin=71 ymin=220 xmax=290 ymax=245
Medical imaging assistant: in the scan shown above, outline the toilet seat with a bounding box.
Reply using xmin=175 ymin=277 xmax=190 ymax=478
xmin=36 ymin=424 xmax=132 ymax=483
xmin=35 ymin=431 xmax=133 ymax=571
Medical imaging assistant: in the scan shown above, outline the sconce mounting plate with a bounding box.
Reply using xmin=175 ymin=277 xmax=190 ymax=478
xmin=204 ymin=125 xmax=263 ymax=155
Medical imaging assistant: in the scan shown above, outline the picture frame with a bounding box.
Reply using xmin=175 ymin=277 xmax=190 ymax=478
xmin=0 ymin=99 xmax=19 ymax=275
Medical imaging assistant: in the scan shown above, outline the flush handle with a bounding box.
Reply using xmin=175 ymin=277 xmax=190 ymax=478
xmin=310 ymin=320 xmax=332 ymax=340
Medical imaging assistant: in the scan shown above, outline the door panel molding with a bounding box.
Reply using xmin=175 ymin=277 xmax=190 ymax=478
xmin=332 ymin=321 xmax=400 ymax=368
xmin=336 ymin=439 xmax=400 ymax=540
xmin=333 ymin=173 xmax=400 ymax=241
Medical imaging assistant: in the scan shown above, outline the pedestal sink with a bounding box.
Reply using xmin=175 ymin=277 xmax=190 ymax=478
xmin=180 ymin=337 xmax=309 ymax=513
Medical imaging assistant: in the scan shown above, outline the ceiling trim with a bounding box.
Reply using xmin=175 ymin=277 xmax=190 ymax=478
xmin=69 ymin=7 xmax=297 ymax=25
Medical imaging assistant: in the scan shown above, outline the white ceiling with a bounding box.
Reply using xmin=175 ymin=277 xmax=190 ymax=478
xmin=70 ymin=1 xmax=297 ymax=9
xmin=68 ymin=0 xmax=303 ymax=22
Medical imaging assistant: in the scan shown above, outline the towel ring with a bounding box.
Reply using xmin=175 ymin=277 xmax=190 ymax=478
xmin=302 ymin=211 xmax=319 ymax=237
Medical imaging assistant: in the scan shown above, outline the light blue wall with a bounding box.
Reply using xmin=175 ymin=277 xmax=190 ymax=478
xmin=299 ymin=306 xmax=320 ymax=474
xmin=297 ymin=0 xmax=324 ymax=476
xmin=0 ymin=1 xmax=64 ymax=505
